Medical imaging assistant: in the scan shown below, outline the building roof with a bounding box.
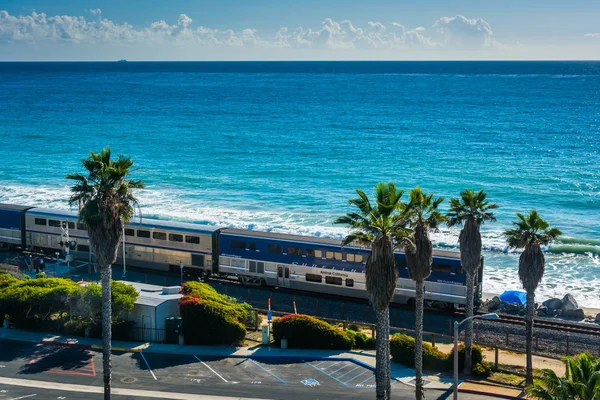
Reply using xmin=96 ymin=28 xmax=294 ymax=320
xmin=119 ymin=281 xmax=182 ymax=307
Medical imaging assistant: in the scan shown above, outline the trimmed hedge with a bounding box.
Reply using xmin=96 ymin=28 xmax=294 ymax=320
xmin=272 ymin=314 xmax=353 ymax=350
xmin=390 ymin=333 xmax=491 ymax=376
xmin=179 ymin=295 xmax=246 ymax=345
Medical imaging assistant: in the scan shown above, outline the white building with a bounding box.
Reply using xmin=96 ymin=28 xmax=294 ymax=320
xmin=120 ymin=281 xmax=182 ymax=342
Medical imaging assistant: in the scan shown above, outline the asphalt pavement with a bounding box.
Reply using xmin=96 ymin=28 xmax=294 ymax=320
xmin=0 ymin=339 xmax=498 ymax=400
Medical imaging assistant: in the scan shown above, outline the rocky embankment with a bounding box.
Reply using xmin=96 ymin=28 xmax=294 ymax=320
xmin=487 ymin=293 xmax=600 ymax=323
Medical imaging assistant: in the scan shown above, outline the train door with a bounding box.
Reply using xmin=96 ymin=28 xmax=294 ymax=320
xmin=277 ymin=264 xmax=290 ymax=287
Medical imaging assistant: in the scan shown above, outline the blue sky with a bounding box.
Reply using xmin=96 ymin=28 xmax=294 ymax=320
xmin=1 ymin=0 xmax=599 ymax=60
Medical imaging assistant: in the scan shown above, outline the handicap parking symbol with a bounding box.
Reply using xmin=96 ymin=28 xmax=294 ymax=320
xmin=301 ymin=378 xmax=320 ymax=387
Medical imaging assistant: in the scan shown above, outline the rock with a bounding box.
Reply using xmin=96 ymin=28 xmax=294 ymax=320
xmin=563 ymin=308 xmax=585 ymax=319
xmin=542 ymin=298 xmax=562 ymax=310
xmin=560 ymin=294 xmax=579 ymax=311
xmin=488 ymin=296 xmax=501 ymax=311
xmin=537 ymin=306 xmax=548 ymax=316
xmin=596 ymin=313 xmax=600 ymax=323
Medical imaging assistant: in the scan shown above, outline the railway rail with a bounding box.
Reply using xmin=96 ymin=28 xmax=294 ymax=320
xmin=483 ymin=313 xmax=600 ymax=336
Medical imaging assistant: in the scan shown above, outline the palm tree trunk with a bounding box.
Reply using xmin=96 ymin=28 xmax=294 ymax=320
xmin=415 ymin=280 xmax=425 ymax=400
xmin=525 ymin=290 xmax=535 ymax=386
xmin=383 ymin=307 xmax=391 ymax=400
xmin=463 ymin=272 xmax=475 ymax=375
xmin=101 ymin=263 xmax=112 ymax=400
xmin=375 ymin=308 xmax=389 ymax=400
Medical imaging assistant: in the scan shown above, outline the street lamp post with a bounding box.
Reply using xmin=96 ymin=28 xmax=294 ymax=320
xmin=180 ymin=261 xmax=184 ymax=286
xmin=122 ymin=218 xmax=127 ymax=279
xmin=453 ymin=313 xmax=498 ymax=400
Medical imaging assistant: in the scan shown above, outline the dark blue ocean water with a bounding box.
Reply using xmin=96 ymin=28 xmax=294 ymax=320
xmin=0 ymin=61 xmax=598 ymax=305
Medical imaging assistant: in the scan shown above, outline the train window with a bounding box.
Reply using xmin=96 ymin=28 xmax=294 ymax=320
xmin=455 ymin=266 xmax=464 ymax=274
xmin=432 ymin=263 xmax=452 ymax=273
xmin=191 ymin=254 xmax=204 ymax=267
xmin=34 ymin=218 xmax=47 ymax=226
xmin=137 ymin=230 xmax=150 ymax=238
xmin=232 ymin=240 xmax=246 ymax=249
xmin=68 ymin=222 xmax=75 ymax=230
xmin=355 ymin=254 xmax=364 ymax=263
xmin=278 ymin=267 xmax=283 ymax=278
xmin=306 ymin=249 xmax=315 ymax=257
xmin=315 ymin=250 xmax=323 ymax=258
xmin=346 ymin=254 xmax=355 ymax=262
xmin=125 ymin=229 xmax=135 ymax=237
xmin=77 ymin=244 xmax=90 ymax=252
xmin=306 ymin=273 xmax=322 ymax=283
xmin=334 ymin=252 xmax=342 ymax=260
xmin=49 ymin=220 xmax=61 ymax=227
xmin=249 ymin=242 xmax=257 ymax=251
xmin=249 ymin=261 xmax=256 ymax=273
xmin=326 ymin=251 xmax=334 ymax=259
xmin=77 ymin=223 xmax=87 ymax=230
xmin=257 ymin=262 xmax=265 ymax=274
xmin=268 ymin=245 xmax=283 ymax=253
xmin=169 ymin=233 xmax=183 ymax=242
xmin=346 ymin=278 xmax=354 ymax=287
xmin=325 ymin=276 xmax=342 ymax=286
xmin=186 ymin=236 xmax=200 ymax=244
xmin=285 ymin=268 xmax=290 ymax=279
xmin=287 ymin=247 xmax=302 ymax=256
xmin=153 ymin=232 xmax=167 ymax=240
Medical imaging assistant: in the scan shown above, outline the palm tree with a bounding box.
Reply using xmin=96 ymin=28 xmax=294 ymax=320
xmin=67 ymin=148 xmax=144 ymax=400
xmin=335 ymin=182 xmax=410 ymax=400
xmin=526 ymin=352 xmax=600 ymax=400
xmin=402 ymin=186 xmax=445 ymax=400
xmin=447 ymin=189 xmax=498 ymax=375
xmin=504 ymin=210 xmax=561 ymax=386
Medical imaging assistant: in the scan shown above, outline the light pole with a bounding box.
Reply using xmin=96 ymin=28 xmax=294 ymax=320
xmin=180 ymin=261 xmax=184 ymax=286
xmin=453 ymin=313 xmax=498 ymax=400
xmin=122 ymin=218 xmax=127 ymax=279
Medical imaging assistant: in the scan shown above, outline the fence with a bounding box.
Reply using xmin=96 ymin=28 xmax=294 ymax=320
xmin=126 ymin=327 xmax=167 ymax=343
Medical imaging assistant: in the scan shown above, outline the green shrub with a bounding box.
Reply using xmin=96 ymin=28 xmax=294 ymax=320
xmin=390 ymin=333 xmax=447 ymax=369
xmin=346 ymin=330 xmax=375 ymax=350
xmin=272 ymin=314 xmax=353 ymax=350
xmin=348 ymin=323 xmax=361 ymax=332
xmin=472 ymin=362 xmax=492 ymax=377
xmin=390 ymin=334 xmax=486 ymax=374
xmin=180 ymin=295 xmax=246 ymax=345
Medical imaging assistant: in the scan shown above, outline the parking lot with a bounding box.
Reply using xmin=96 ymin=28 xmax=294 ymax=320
xmin=0 ymin=339 xmax=418 ymax=400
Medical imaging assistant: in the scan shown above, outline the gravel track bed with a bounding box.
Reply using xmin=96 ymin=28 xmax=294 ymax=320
xmin=207 ymin=280 xmax=600 ymax=358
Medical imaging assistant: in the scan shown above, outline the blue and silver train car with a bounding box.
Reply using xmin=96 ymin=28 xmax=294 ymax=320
xmin=0 ymin=203 xmax=33 ymax=248
xmin=23 ymin=207 xmax=218 ymax=273
xmin=217 ymin=228 xmax=481 ymax=307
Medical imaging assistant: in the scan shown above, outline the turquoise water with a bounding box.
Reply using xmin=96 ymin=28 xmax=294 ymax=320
xmin=0 ymin=62 xmax=598 ymax=306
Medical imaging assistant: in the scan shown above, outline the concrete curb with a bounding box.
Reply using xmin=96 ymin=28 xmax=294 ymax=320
xmin=40 ymin=339 xmax=91 ymax=349
xmin=458 ymin=388 xmax=522 ymax=399
xmin=39 ymin=339 xmax=142 ymax=353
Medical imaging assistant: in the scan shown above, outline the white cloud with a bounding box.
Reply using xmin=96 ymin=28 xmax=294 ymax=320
xmin=584 ymin=33 xmax=600 ymax=38
xmin=434 ymin=15 xmax=496 ymax=47
xmin=0 ymin=10 xmax=547 ymax=60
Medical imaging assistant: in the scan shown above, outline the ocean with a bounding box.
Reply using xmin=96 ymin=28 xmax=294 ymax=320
xmin=0 ymin=61 xmax=598 ymax=307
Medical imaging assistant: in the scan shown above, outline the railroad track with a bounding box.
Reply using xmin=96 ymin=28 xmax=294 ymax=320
xmin=477 ymin=313 xmax=600 ymax=336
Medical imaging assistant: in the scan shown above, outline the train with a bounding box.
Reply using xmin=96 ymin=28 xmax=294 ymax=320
xmin=0 ymin=203 xmax=483 ymax=309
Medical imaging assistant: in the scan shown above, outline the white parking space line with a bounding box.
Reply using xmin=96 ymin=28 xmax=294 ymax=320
xmin=247 ymin=359 xmax=287 ymax=384
xmin=140 ymin=353 xmax=157 ymax=380
xmin=193 ymin=356 xmax=228 ymax=383
xmin=331 ymin=363 xmax=352 ymax=374
xmin=8 ymin=395 xmax=37 ymax=400
xmin=320 ymin=361 xmax=340 ymax=370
